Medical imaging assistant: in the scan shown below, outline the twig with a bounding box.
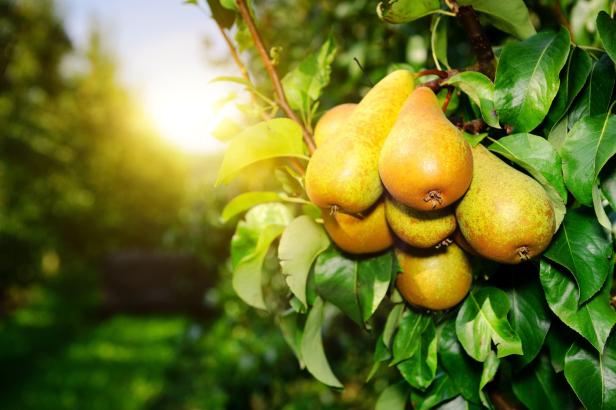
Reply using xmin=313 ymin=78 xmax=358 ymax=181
xmin=441 ymin=87 xmax=453 ymax=112
xmin=236 ymin=0 xmax=316 ymax=154
xmin=416 ymin=69 xmax=449 ymax=79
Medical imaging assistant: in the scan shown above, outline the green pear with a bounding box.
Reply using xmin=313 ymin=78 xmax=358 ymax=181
xmin=385 ymin=196 xmax=456 ymax=248
xmin=455 ymin=144 xmax=555 ymax=264
xmin=305 ymin=70 xmax=414 ymax=214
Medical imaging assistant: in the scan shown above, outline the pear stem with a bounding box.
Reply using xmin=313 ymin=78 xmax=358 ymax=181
xmin=236 ymin=0 xmax=317 ymax=154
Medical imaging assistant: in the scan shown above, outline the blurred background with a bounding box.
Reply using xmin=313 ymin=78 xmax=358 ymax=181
xmin=0 ymin=0 xmax=601 ymax=408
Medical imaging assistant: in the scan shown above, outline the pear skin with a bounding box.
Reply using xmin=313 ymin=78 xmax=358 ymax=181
xmin=322 ymin=202 xmax=393 ymax=254
xmin=385 ymin=196 xmax=456 ymax=248
xmin=395 ymin=243 xmax=472 ymax=310
xmin=452 ymin=229 xmax=478 ymax=256
xmin=306 ymin=70 xmax=414 ymax=214
xmin=455 ymin=144 xmax=555 ymax=264
xmin=379 ymin=87 xmax=473 ymax=211
xmin=314 ymin=103 xmax=357 ymax=147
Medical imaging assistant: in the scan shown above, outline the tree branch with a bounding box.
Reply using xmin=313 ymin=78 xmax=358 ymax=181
xmin=236 ymin=0 xmax=316 ymax=154
xmin=453 ymin=4 xmax=496 ymax=79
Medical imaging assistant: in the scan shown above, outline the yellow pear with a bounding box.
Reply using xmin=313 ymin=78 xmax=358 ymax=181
xmin=452 ymin=229 xmax=478 ymax=256
xmin=314 ymin=103 xmax=357 ymax=147
xmin=395 ymin=243 xmax=472 ymax=310
xmin=379 ymin=87 xmax=473 ymax=211
xmin=385 ymin=196 xmax=456 ymax=248
xmin=305 ymin=70 xmax=415 ymax=214
xmin=455 ymin=144 xmax=555 ymax=264
xmin=322 ymin=201 xmax=393 ymax=254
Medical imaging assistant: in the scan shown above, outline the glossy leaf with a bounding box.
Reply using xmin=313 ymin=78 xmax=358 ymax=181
xmin=506 ymin=274 xmax=551 ymax=367
xmin=444 ymin=72 xmax=499 ymax=128
xmin=410 ymin=371 xmax=459 ymax=410
xmin=544 ymin=208 xmax=612 ymax=304
xmin=458 ymin=0 xmax=535 ymax=39
xmin=392 ymin=309 xmax=432 ymax=364
xmin=456 ymin=287 xmax=523 ymax=362
xmin=375 ymin=381 xmax=408 ymax=410
xmin=301 ymin=297 xmax=343 ymax=388
xmin=479 ymin=351 xmax=499 ymax=408
xmin=602 ymin=160 xmax=616 ymax=211
xmin=383 ymin=303 xmax=405 ymax=349
xmin=397 ymin=320 xmax=438 ymax=390
xmin=463 ymin=131 xmax=488 ymax=147
xmin=593 ymin=183 xmax=612 ymax=231
xmin=495 ymin=28 xmax=570 ymax=133
xmin=545 ymin=323 xmax=575 ymax=373
xmin=564 ymin=334 xmax=616 ymax=410
xmin=539 ymin=258 xmax=616 ymax=352
xmin=597 ymin=11 xmax=616 ymax=64
xmin=357 ymin=252 xmax=393 ymax=322
xmin=561 ymin=113 xmax=616 ymax=207
xmin=512 ymin=354 xmax=575 ymax=410
xmin=376 ymin=0 xmax=441 ymax=23
xmin=279 ymin=216 xmax=330 ymax=308
xmin=216 ymin=118 xmax=306 ymax=185
xmin=222 ymin=191 xmax=282 ymax=222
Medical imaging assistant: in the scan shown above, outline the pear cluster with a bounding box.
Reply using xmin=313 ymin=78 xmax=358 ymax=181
xmin=305 ymin=70 xmax=556 ymax=311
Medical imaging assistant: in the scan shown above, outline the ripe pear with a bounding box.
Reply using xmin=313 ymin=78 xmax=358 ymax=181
xmin=306 ymin=70 xmax=415 ymax=214
xmin=379 ymin=87 xmax=473 ymax=211
xmin=455 ymin=144 xmax=555 ymax=264
xmin=385 ymin=196 xmax=456 ymax=248
xmin=395 ymin=243 xmax=472 ymax=310
xmin=314 ymin=103 xmax=357 ymax=147
xmin=322 ymin=201 xmax=393 ymax=254
xmin=452 ymin=229 xmax=478 ymax=256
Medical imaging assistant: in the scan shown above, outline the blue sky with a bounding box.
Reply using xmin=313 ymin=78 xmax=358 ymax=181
xmin=58 ymin=0 xmax=240 ymax=153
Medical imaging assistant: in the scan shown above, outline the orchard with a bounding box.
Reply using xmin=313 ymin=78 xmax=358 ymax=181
xmin=207 ymin=0 xmax=616 ymax=408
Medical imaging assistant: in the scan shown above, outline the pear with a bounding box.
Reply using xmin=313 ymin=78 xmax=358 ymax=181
xmin=452 ymin=229 xmax=478 ymax=256
xmin=322 ymin=201 xmax=393 ymax=254
xmin=379 ymin=87 xmax=473 ymax=211
xmin=455 ymin=144 xmax=555 ymax=264
xmin=314 ymin=103 xmax=357 ymax=147
xmin=395 ymin=243 xmax=472 ymax=310
xmin=306 ymin=70 xmax=414 ymax=214
xmin=385 ymin=196 xmax=456 ymax=248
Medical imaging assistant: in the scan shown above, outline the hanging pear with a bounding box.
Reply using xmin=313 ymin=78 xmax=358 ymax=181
xmin=305 ymin=70 xmax=415 ymax=214
xmin=455 ymin=144 xmax=555 ymax=264
xmin=314 ymin=103 xmax=357 ymax=147
xmin=379 ymin=87 xmax=473 ymax=211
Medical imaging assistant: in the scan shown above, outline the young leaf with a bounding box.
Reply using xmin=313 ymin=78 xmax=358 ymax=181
xmin=479 ymin=351 xmax=499 ymax=408
xmin=212 ymin=118 xmax=244 ymax=142
xmin=410 ymin=370 xmax=459 ymax=410
xmin=506 ymin=273 xmax=551 ymax=367
xmin=279 ymin=216 xmax=330 ymax=308
xmin=376 ymin=0 xmax=442 ymax=24
xmin=544 ymin=208 xmax=613 ymax=304
xmin=392 ymin=309 xmax=432 ymax=364
xmin=375 ymin=381 xmax=408 ymax=410
xmin=495 ymin=28 xmax=570 ymax=133
xmin=561 ymin=113 xmax=616 ymax=207
xmin=564 ymin=334 xmax=616 ymax=410
xmin=597 ymin=11 xmax=616 ymax=64
xmin=512 ymin=354 xmax=576 ymax=410
xmin=458 ymin=0 xmax=535 ymax=39
xmin=444 ymin=72 xmax=499 ymax=128
xmin=300 ymin=297 xmax=343 ymax=388
xmin=216 ymin=118 xmax=306 ymax=185
xmin=455 ymin=287 xmax=523 ymax=362
xmin=222 ymin=191 xmax=282 ymax=222
xmin=539 ymin=258 xmax=616 ymax=352
xmin=397 ymin=320 xmax=438 ymax=390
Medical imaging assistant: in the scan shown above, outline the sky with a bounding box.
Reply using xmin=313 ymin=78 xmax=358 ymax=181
xmin=58 ymin=0 xmax=240 ymax=153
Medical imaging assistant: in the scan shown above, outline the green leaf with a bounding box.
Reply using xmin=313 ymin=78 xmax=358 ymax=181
xmin=458 ymin=0 xmax=535 ymax=39
xmin=512 ymin=354 xmax=576 ymax=410
xmin=545 ymin=47 xmax=592 ymax=132
xmin=564 ymin=334 xmax=616 ymax=410
xmin=593 ymin=183 xmax=612 ymax=231
xmin=455 ymin=287 xmax=523 ymax=362
xmin=410 ymin=370 xmax=459 ymax=410
xmin=357 ymin=252 xmax=393 ymax=322
xmin=205 ymin=0 xmax=236 ymax=28
xmin=435 ymin=396 xmax=482 ymax=410
xmin=506 ymin=273 xmax=551 ymax=367
xmin=376 ymin=0 xmax=442 ymax=24
xmin=561 ymin=113 xmax=616 ymax=207
xmin=545 ymin=323 xmax=575 ymax=373
xmin=548 ymin=117 xmax=568 ymax=153
xmin=397 ymin=320 xmax=438 ymax=390
xmin=278 ymin=312 xmax=304 ymax=367
xmin=383 ymin=303 xmax=405 ymax=349
xmin=216 ymin=118 xmax=306 ymax=185
xmin=568 ymin=54 xmax=616 ymax=128
xmin=462 ymin=132 xmax=488 ymax=147
xmin=392 ymin=309 xmax=432 ymax=364
xmin=212 ymin=118 xmax=244 ymax=142
xmin=279 ymin=216 xmax=330 ymax=308
xmin=444 ymin=72 xmax=499 ymax=128
xmin=488 ymin=133 xmax=567 ymax=229
xmin=219 ymin=0 xmax=237 ymax=11
xmin=602 ymin=160 xmax=616 ymax=211
xmin=544 ymin=208 xmax=613 ymax=304
xmin=438 ymin=320 xmax=481 ymax=403
xmin=479 ymin=351 xmax=499 ymax=408
xmin=222 ymin=191 xmax=282 ymax=222
xmin=539 ymin=258 xmax=616 ymax=352
xmin=597 ymin=11 xmax=616 ymax=64
xmin=431 ymin=15 xmax=450 ymax=70
xmin=495 ymin=28 xmax=570 ymax=133
xmin=230 ymin=204 xmax=293 ymax=309
xmin=375 ymin=381 xmax=408 ymax=410
xmin=300 ymin=297 xmax=343 ymax=388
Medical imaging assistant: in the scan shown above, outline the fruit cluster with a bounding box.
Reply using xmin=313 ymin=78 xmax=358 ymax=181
xmin=305 ymin=70 xmax=556 ymax=311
